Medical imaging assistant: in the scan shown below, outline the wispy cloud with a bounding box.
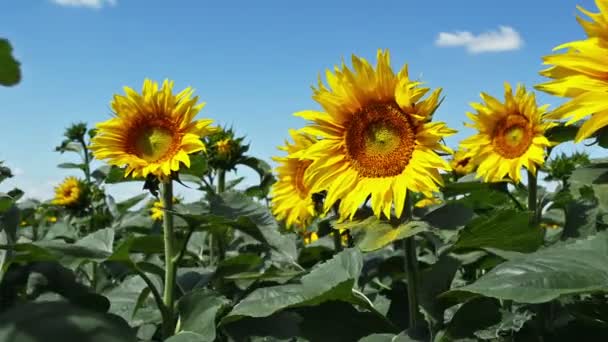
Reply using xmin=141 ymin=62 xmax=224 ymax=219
xmin=435 ymin=26 xmax=523 ymax=54
xmin=50 ymin=0 xmax=117 ymax=9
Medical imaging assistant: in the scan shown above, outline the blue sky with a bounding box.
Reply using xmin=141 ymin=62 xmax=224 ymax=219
xmin=0 ymin=0 xmax=604 ymax=201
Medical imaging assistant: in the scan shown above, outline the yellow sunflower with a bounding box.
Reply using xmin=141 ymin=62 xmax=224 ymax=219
xmin=536 ymin=1 xmax=608 ymax=141
xmin=414 ymin=196 xmax=443 ymax=208
xmin=52 ymin=176 xmax=83 ymax=206
xmin=459 ymin=83 xmax=555 ymax=183
xmin=90 ymin=79 xmax=216 ymax=179
xmin=295 ymin=49 xmax=455 ymax=221
xmin=270 ymin=129 xmax=318 ymax=229
xmin=150 ymin=197 xmax=179 ymax=221
xmin=215 ymin=138 xmax=232 ymax=155
xmin=450 ymin=149 xmax=476 ymax=176
xmin=303 ymin=231 xmax=319 ymax=245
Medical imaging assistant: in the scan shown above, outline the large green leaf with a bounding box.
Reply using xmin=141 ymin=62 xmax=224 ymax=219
xmin=359 ymin=332 xmax=417 ymax=342
xmin=444 ymin=231 xmax=608 ymax=303
xmin=336 ymin=217 xmax=429 ymax=252
xmin=222 ymin=248 xmax=364 ymax=323
xmin=57 ymin=162 xmax=85 ymax=170
xmin=176 ymin=289 xmax=230 ymax=341
xmin=569 ymin=160 xmax=608 ymax=212
xmin=422 ymin=202 xmax=474 ymax=230
xmin=0 ymin=301 xmax=135 ymax=342
xmin=9 ymin=228 xmax=115 ymax=264
xmin=105 ymin=276 xmax=161 ymax=327
xmin=452 ymin=209 xmax=543 ymax=253
xmin=0 ymin=39 xmax=21 ymax=86
xmin=0 ymin=193 xmax=14 ymax=213
xmin=208 ymin=191 xmax=297 ymax=261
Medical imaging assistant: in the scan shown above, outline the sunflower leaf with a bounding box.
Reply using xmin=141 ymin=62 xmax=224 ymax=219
xmin=335 ymin=216 xmax=429 ymax=252
xmin=442 ymin=231 xmax=608 ymax=303
xmin=0 ymin=38 xmax=21 ymax=86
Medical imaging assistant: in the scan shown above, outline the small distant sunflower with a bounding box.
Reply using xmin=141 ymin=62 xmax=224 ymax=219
xmin=215 ymin=138 xmax=232 ymax=155
xmin=414 ymin=196 xmax=443 ymax=208
xmin=52 ymin=177 xmax=83 ymax=206
xmin=296 ymin=49 xmax=455 ymax=220
xmin=451 ymin=149 xmax=476 ymax=176
xmin=536 ymin=1 xmax=608 ymax=141
xmin=150 ymin=197 xmax=179 ymax=221
xmin=270 ymin=129 xmax=318 ymax=229
xmin=47 ymin=216 xmax=58 ymax=223
xmin=459 ymin=83 xmax=555 ymax=183
xmin=303 ymin=231 xmax=319 ymax=245
xmin=90 ymin=79 xmax=216 ymax=179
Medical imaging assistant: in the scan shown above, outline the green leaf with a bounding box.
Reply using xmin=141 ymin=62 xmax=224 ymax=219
xmin=176 ymin=289 xmax=231 ymax=341
xmin=0 ymin=193 xmax=14 ymax=213
xmin=116 ymin=193 xmax=148 ymax=214
xmin=438 ymin=297 xmax=502 ymax=341
xmin=546 ymin=124 xmax=580 ymax=144
xmin=422 ymin=202 xmax=474 ymax=230
xmin=0 ymin=301 xmax=135 ymax=341
xmin=57 ymin=162 xmax=85 ymax=170
xmin=359 ymin=332 xmax=417 ymax=342
xmin=336 ymin=217 xmax=429 ymax=252
xmin=418 ymin=255 xmax=460 ymax=326
xmin=562 ymin=199 xmax=599 ymax=239
xmin=214 ymin=253 xmax=264 ymax=279
xmin=105 ymin=276 xmax=161 ymax=327
xmin=453 ymin=209 xmax=543 ymax=253
xmin=165 ymin=332 xmax=209 ymax=342
xmin=179 ymin=154 xmax=208 ymax=177
xmin=238 ymin=156 xmax=272 ymax=178
xmin=0 ymin=39 xmax=21 ymax=86
xmin=209 ymin=191 xmax=297 ymax=261
xmin=222 ymin=248 xmax=363 ymax=323
xmin=444 ymin=231 xmax=608 ymax=303
xmin=569 ymin=159 xmax=608 ymax=212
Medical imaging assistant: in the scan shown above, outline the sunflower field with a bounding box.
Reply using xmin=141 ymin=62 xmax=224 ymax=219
xmin=3 ymin=2 xmax=608 ymax=342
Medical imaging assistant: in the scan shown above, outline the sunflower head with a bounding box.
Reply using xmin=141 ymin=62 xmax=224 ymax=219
xmin=460 ymin=83 xmax=555 ymax=183
xmin=296 ymin=49 xmax=455 ymax=221
xmin=47 ymin=216 xmax=58 ymax=223
xmin=535 ymin=1 xmax=608 ymax=142
xmin=52 ymin=176 xmax=84 ymax=207
xmin=149 ymin=197 xmax=180 ymax=221
xmin=270 ymin=129 xmax=319 ymax=229
xmin=203 ymin=126 xmax=248 ymax=172
xmin=451 ymin=149 xmax=476 ymax=176
xmin=302 ymin=231 xmax=319 ymax=245
xmin=90 ymin=79 xmax=216 ymax=180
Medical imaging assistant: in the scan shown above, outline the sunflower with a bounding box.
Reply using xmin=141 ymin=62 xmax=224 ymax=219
xmin=459 ymin=83 xmax=555 ymax=183
xmin=270 ymin=129 xmax=318 ymax=229
xmin=301 ymin=231 xmax=318 ymax=245
xmin=90 ymin=79 xmax=216 ymax=179
xmin=215 ymin=138 xmax=232 ymax=155
xmin=535 ymin=1 xmax=608 ymax=142
xmin=295 ymin=49 xmax=455 ymax=221
xmin=52 ymin=176 xmax=83 ymax=206
xmin=150 ymin=197 xmax=179 ymax=221
xmin=414 ymin=196 xmax=443 ymax=208
xmin=450 ymin=149 xmax=476 ymax=176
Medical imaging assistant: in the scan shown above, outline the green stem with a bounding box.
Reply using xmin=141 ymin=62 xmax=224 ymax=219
xmin=134 ymin=267 xmax=170 ymax=327
xmin=217 ymin=170 xmax=226 ymax=193
xmin=215 ymin=170 xmax=227 ymax=261
xmin=161 ymin=181 xmax=177 ymax=339
xmin=79 ymin=138 xmax=91 ymax=183
xmin=528 ymin=169 xmax=538 ymax=225
xmin=401 ymin=191 xmax=421 ymax=333
xmin=333 ymin=230 xmax=343 ymax=252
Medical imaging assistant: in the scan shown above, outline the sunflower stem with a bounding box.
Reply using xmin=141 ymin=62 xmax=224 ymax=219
xmin=333 ymin=230 xmax=343 ymax=252
xmin=402 ymin=191 xmax=422 ymax=334
xmin=161 ymin=180 xmax=177 ymax=339
xmin=215 ymin=169 xmax=227 ymax=261
xmin=527 ymin=169 xmax=538 ymax=225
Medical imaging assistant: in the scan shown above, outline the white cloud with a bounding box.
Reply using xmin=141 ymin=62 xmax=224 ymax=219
xmin=435 ymin=26 xmax=523 ymax=54
xmin=50 ymin=0 xmax=117 ymax=9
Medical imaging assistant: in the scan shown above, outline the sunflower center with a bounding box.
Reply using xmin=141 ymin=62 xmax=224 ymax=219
xmin=493 ymin=114 xmax=533 ymax=159
xmin=294 ymin=160 xmax=312 ymax=199
xmin=345 ymin=103 xmax=416 ymax=178
xmin=63 ymin=188 xmax=74 ymax=198
xmin=132 ymin=125 xmax=176 ymax=162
